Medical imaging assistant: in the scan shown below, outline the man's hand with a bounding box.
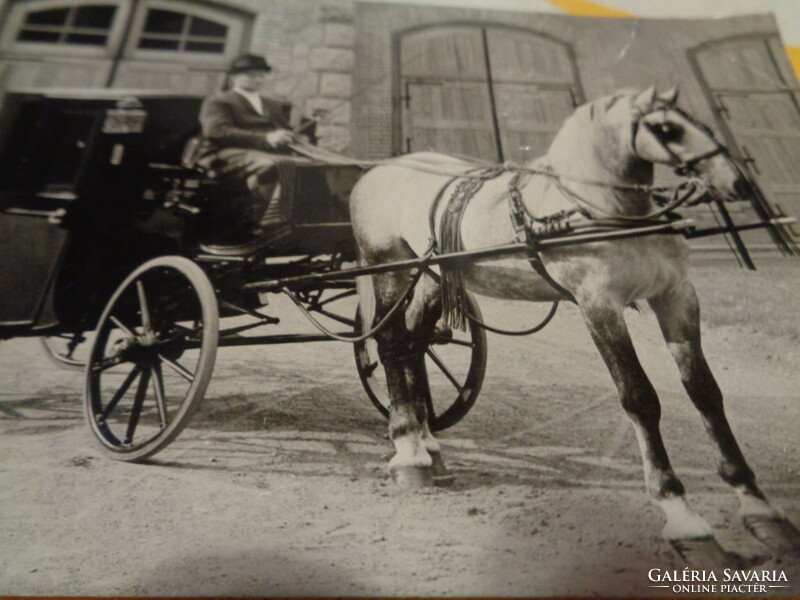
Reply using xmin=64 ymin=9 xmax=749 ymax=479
xmin=265 ymin=128 xmax=296 ymax=148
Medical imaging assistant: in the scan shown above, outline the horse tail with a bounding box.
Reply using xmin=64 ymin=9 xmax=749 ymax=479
xmin=356 ymin=259 xmax=376 ymax=334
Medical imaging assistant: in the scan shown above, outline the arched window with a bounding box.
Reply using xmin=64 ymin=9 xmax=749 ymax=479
xmin=16 ymin=3 xmax=118 ymax=46
xmin=125 ymin=0 xmax=247 ymax=63
xmin=0 ymin=0 xmax=251 ymax=92
xmin=137 ymin=8 xmax=228 ymax=53
xmin=396 ymin=24 xmax=583 ymax=163
xmin=0 ymin=0 xmax=130 ymax=59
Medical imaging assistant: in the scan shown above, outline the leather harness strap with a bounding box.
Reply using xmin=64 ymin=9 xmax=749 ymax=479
xmin=428 ymin=175 xmax=460 ymax=250
xmin=507 ymin=172 xmax=577 ymax=302
xmin=426 ymin=169 xmax=578 ymax=309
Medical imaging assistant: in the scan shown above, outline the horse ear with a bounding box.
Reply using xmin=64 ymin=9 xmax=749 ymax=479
xmin=659 ymin=84 xmax=679 ymax=105
xmin=634 ymin=85 xmax=656 ymax=113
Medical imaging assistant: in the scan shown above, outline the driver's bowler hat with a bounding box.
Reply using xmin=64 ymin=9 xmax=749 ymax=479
xmin=229 ymin=53 xmax=272 ymax=74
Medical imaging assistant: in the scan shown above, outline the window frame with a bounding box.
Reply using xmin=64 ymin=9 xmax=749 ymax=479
xmin=123 ymin=0 xmax=245 ymax=66
xmin=0 ymin=0 xmax=131 ymax=58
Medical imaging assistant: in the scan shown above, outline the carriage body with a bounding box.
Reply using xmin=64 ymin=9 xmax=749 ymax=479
xmin=0 ymin=90 xmax=358 ymax=338
xmin=0 ymin=90 xmax=485 ymax=460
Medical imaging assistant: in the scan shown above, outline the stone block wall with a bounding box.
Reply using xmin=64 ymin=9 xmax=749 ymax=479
xmin=230 ymin=0 xmax=356 ymax=151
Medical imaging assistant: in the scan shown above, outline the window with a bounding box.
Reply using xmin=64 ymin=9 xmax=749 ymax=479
xmin=126 ymin=0 xmax=246 ymax=62
xmin=137 ymin=8 xmax=228 ymax=54
xmin=15 ymin=3 xmax=117 ymax=47
xmin=0 ymin=0 xmax=250 ymax=91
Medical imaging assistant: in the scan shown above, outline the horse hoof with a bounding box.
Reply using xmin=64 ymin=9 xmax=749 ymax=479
xmin=429 ymin=451 xmax=446 ymax=474
xmin=429 ymin=452 xmax=456 ymax=487
xmin=743 ymin=515 xmax=800 ymax=555
xmin=391 ymin=466 xmax=434 ymax=489
xmin=669 ymin=536 xmax=741 ymax=569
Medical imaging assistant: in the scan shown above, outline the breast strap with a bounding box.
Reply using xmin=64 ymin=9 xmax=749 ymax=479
xmin=424 ymin=168 xmax=577 ymax=325
xmin=507 ymin=172 xmax=577 ymax=302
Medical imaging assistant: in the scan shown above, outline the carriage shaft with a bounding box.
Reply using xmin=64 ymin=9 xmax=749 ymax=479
xmin=244 ymin=219 xmax=696 ymax=292
xmin=182 ymin=333 xmax=347 ymax=349
xmin=242 ymin=216 xmax=791 ymax=293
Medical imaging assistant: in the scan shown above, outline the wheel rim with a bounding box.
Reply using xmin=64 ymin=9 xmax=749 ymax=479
xmin=85 ymin=257 xmax=218 ymax=461
xmin=354 ymin=293 xmax=487 ymax=431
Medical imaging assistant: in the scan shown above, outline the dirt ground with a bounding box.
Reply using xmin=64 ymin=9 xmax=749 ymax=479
xmin=1 ymin=262 xmax=799 ymax=597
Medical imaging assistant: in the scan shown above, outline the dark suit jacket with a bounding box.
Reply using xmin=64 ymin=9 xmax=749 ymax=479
xmin=198 ymin=90 xmax=292 ymax=155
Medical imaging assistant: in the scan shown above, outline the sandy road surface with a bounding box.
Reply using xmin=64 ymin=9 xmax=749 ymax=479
xmin=1 ymin=264 xmax=799 ymax=597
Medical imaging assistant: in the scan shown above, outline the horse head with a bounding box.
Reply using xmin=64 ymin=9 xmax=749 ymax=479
xmin=629 ymin=85 xmax=752 ymax=202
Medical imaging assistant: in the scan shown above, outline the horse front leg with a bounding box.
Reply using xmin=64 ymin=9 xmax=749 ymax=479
xmin=650 ymin=282 xmax=800 ymax=556
xmin=373 ymin=271 xmax=442 ymax=488
xmin=580 ymin=299 xmax=735 ymax=567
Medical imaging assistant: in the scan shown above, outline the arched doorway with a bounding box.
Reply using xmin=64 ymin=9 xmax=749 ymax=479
xmin=691 ymin=34 xmax=800 ymax=253
xmin=395 ymin=23 xmax=583 ymax=164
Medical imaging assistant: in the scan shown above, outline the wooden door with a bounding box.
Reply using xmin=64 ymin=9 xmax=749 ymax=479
xmin=110 ymin=61 xmax=225 ymax=93
xmin=398 ymin=25 xmax=582 ymax=162
xmin=493 ymin=84 xmax=575 ymax=164
xmin=715 ymin=91 xmax=800 ymax=243
xmin=403 ymin=81 xmax=497 ymax=158
xmin=400 ymin=26 xmax=498 ymax=161
xmin=486 ymin=28 xmax=578 ymax=163
xmin=0 ymin=0 xmax=244 ymax=95
xmin=694 ymin=36 xmax=800 ymax=251
xmin=110 ymin=0 xmax=239 ymax=94
xmin=0 ymin=1 xmax=130 ymax=90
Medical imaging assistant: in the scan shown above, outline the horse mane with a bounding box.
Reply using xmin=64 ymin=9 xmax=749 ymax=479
xmin=542 ymin=97 xmax=601 ymax=174
xmin=543 ymin=89 xmax=637 ymax=177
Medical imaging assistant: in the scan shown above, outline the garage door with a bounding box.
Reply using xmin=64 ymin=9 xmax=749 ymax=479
xmin=0 ymin=0 xmax=250 ymax=94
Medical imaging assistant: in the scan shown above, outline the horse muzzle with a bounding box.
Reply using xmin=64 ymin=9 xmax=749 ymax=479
xmin=693 ymin=151 xmax=755 ymax=203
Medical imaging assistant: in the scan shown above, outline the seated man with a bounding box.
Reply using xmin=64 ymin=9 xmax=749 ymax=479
xmin=196 ymin=53 xmax=302 ymax=243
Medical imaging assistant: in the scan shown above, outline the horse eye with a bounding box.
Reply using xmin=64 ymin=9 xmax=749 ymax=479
xmin=655 ymin=122 xmax=683 ymax=142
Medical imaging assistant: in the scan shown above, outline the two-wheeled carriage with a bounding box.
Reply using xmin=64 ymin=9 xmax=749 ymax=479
xmin=0 ymin=90 xmax=488 ymax=461
xmin=4 ymin=86 xmax=799 ymax=567
xmin=1 ymin=88 xmax=793 ymax=478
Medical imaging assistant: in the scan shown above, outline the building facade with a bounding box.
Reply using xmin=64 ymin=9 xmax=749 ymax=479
xmin=1 ymin=0 xmax=798 ymax=253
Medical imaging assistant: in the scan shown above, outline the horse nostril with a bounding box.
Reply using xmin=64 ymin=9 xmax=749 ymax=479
xmin=733 ymin=177 xmax=752 ymax=198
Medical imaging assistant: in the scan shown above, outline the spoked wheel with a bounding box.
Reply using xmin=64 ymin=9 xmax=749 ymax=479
xmin=84 ymin=256 xmax=219 ymax=462
xmin=41 ymin=331 xmax=92 ymax=370
xmin=353 ymin=293 xmax=488 ymax=432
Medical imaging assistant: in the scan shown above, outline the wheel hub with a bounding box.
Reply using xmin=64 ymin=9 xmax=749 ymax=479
xmin=111 ymin=331 xmax=159 ymax=363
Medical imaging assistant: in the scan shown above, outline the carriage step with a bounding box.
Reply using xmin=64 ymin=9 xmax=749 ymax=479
xmin=198 ymin=226 xmax=293 ymax=258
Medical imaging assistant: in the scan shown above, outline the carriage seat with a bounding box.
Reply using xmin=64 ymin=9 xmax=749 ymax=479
xmin=178 ymin=133 xmax=361 ymax=256
xmin=173 ymin=134 xmax=282 ymax=250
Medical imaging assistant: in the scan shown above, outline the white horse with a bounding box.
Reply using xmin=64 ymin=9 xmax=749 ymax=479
xmin=350 ymin=86 xmax=800 ymax=566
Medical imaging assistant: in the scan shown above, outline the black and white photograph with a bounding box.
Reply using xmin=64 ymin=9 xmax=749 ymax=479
xmin=1 ymin=0 xmax=799 ymax=596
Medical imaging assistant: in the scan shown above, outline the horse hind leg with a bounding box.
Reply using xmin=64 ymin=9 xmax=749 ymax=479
xmin=405 ymin=275 xmax=454 ymax=484
xmin=580 ymin=298 xmax=737 ymax=568
xmin=650 ymin=282 xmax=800 ymax=557
xmin=371 ymin=269 xmax=443 ymax=488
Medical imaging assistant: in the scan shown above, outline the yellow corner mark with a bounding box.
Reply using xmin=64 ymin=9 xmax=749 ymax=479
xmin=787 ymin=46 xmax=800 ymax=79
xmin=548 ymin=1 xmax=799 ymax=80
xmin=543 ymin=0 xmax=632 ymax=18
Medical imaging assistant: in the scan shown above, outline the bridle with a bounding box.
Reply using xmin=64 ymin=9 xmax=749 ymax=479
xmin=631 ymin=102 xmax=728 ymax=176
xmin=504 ymin=101 xmax=737 ymax=241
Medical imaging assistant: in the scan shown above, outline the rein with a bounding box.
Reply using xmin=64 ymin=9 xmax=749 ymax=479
xmin=291 ymin=139 xmax=717 ymax=221
xmin=291 ymin=108 xmax=730 ymax=314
